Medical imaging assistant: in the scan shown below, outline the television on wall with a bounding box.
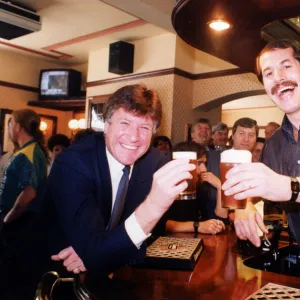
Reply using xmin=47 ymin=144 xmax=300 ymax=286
xmin=39 ymin=69 xmax=82 ymax=100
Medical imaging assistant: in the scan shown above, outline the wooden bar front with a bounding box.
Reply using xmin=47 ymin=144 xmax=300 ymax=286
xmin=79 ymin=228 xmax=300 ymax=299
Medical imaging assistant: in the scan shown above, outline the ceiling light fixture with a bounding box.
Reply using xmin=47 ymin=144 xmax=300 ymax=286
xmin=208 ymin=20 xmax=231 ymax=31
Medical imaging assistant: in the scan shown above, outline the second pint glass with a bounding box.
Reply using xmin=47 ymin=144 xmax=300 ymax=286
xmin=220 ymin=149 xmax=252 ymax=209
xmin=172 ymin=151 xmax=197 ymax=200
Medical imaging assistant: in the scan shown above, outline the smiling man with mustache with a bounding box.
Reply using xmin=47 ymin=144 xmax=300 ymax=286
xmin=222 ymin=40 xmax=300 ymax=247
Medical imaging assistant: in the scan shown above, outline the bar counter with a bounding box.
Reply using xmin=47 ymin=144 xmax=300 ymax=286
xmin=78 ymin=228 xmax=300 ymax=299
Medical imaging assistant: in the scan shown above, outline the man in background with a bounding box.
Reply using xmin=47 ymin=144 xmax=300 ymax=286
xmin=73 ymin=128 xmax=95 ymax=142
xmin=0 ymin=109 xmax=48 ymax=299
xmin=211 ymin=122 xmax=229 ymax=150
xmin=191 ymin=118 xmax=213 ymax=150
xmin=264 ymin=121 xmax=280 ymax=139
xmin=0 ymin=109 xmax=47 ymax=224
xmin=252 ymin=137 xmax=266 ymax=163
xmin=47 ymin=133 xmax=70 ymax=174
xmin=231 ymin=117 xmax=258 ymax=152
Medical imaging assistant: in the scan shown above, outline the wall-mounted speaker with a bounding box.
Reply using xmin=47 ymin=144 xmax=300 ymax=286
xmin=108 ymin=41 xmax=134 ymax=75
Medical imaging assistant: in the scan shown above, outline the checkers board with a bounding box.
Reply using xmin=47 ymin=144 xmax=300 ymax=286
xmin=141 ymin=236 xmax=204 ymax=270
xmin=246 ymin=283 xmax=300 ymax=300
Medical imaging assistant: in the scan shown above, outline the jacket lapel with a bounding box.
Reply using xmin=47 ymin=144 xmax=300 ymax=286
xmin=95 ymin=133 xmax=113 ymax=226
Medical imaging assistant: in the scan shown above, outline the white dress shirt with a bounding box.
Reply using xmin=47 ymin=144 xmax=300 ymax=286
xmin=106 ymin=148 xmax=150 ymax=248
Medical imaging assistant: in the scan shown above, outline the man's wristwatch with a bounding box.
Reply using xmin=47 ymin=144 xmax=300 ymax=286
xmin=193 ymin=221 xmax=199 ymax=234
xmin=290 ymin=177 xmax=300 ymax=203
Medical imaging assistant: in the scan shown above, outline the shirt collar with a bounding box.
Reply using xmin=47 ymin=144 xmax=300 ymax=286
xmin=106 ymin=147 xmax=124 ymax=180
xmin=20 ymin=139 xmax=36 ymax=150
xmin=106 ymin=147 xmax=133 ymax=179
xmin=282 ymin=115 xmax=297 ymax=142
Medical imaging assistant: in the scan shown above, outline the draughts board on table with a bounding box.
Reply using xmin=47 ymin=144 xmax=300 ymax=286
xmin=141 ymin=236 xmax=204 ymax=270
xmin=246 ymin=283 xmax=300 ymax=299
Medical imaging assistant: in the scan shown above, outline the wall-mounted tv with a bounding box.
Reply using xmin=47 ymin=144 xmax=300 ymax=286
xmin=39 ymin=69 xmax=82 ymax=100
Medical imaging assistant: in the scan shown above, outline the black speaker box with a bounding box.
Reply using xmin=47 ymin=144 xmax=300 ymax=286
xmin=108 ymin=41 xmax=134 ymax=75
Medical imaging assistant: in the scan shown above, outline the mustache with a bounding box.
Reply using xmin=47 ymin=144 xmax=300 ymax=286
xmin=271 ymin=81 xmax=298 ymax=95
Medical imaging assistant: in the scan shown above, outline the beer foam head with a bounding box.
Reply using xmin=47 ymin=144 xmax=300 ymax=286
xmin=221 ymin=149 xmax=252 ymax=163
xmin=172 ymin=151 xmax=197 ymax=160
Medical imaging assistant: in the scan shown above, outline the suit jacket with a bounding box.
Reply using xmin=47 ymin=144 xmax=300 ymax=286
xmin=42 ymin=132 xmax=168 ymax=275
xmin=207 ymin=149 xmax=221 ymax=178
xmin=197 ymin=150 xmax=228 ymax=222
xmin=206 ymin=149 xmax=221 ymax=214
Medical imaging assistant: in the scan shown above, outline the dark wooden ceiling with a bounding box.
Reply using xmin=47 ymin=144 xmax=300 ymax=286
xmin=172 ymin=0 xmax=300 ymax=72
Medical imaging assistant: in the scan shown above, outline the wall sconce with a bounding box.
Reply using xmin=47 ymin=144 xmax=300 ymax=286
xmin=68 ymin=119 xmax=79 ymax=131
xmin=40 ymin=121 xmax=48 ymax=132
xmin=78 ymin=118 xmax=86 ymax=129
xmin=68 ymin=118 xmax=86 ymax=138
xmin=208 ymin=20 xmax=231 ymax=31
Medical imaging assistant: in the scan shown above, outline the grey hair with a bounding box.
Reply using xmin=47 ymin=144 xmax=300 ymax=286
xmin=212 ymin=122 xmax=228 ymax=134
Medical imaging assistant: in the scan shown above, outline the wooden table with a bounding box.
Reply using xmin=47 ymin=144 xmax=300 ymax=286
xmin=78 ymin=228 xmax=300 ymax=299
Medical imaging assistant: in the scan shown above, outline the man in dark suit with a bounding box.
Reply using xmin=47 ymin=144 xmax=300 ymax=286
xmin=45 ymin=84 xmax=195 ymax=276
xmin=0 ymin=84 xmax=195 ymax=299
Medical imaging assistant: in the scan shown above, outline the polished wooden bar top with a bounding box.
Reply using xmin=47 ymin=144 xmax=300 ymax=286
xmin=79 ymin=228 xmax=300 ymax=299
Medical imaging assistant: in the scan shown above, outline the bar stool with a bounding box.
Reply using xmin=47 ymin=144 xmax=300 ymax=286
xmin=35 ymin=271 xmax=75 ymax=300
xmin=73 ymin=274 xmax=93 ymax=299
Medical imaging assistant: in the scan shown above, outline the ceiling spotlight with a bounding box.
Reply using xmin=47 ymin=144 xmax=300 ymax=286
xmin=208 ymin=20 xmax=231 ymax=31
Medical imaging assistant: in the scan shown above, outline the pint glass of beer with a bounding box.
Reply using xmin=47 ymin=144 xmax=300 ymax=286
xmin=172 ymin=151 xmax=197 ymax=200
xmin=220 ymin=149 xmax=252 ymax=209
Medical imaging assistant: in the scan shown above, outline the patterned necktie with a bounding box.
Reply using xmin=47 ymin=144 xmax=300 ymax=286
xmin=108 ymin=165 xmax=130 ymax=230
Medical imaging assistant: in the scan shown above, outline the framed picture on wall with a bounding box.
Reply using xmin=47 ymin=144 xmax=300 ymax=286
xmin=0 ymin=109 xmax=13 ymax=154
xmin=39 ymin=114 xmax=58 ymax=142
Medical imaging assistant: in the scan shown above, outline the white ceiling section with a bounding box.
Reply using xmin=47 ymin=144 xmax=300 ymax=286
xmin=21 ymin=1 xmax=137 ymax=48
xmin=0 ymin=0 xmax=170 ymax=64
xmin=101 ymin=0 xmax=176 ymax=31
xmin=57 ymin=23 xmax=169 ymax=63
